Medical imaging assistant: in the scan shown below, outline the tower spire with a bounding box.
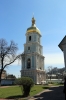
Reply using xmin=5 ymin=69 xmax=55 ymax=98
xmin=31 ymin=17 xmax=35 ymax=26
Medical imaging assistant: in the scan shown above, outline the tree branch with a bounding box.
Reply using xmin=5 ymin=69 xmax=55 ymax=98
xmin=4 ymin=54 xmax=21 ymax=69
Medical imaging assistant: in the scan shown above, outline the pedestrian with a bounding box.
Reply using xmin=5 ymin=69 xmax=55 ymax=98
xmin=63 ymin=77 xmax=66 ymax=100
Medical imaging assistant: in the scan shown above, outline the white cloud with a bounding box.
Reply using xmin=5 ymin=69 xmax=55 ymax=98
xmin=10 ymin=50 xmax=23 ymax=66
xmin=44 ymin=53 xmax=64 ymax=65
xmin=10 ymin=52 xmax=64 ymax=68
xmin=10 ymin=59 xmax=21 ymax=66
xmin=17 ymin=50 xmax=23 ymax=54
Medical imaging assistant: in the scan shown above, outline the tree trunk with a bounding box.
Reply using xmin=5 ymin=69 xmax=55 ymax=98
xmin=0 ymin=72 xmax=2 ymax=86
xmin=0 ymin=69 xmax=3 ymax=86
xmin=0 ymin=56 xmax=4 ymax=86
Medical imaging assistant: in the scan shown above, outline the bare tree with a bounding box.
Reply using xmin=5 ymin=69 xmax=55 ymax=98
xmin=48 ymin=66 xmax=53 ymax=81
xmin=0 ymin=39 xmax=20 ymax=85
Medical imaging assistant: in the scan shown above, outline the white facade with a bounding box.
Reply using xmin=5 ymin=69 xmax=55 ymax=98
xmin=21 ymin=17 xmax=46 ymax=84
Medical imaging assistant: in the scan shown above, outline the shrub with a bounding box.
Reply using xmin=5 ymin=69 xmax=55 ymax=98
xmin=16 ymin=77 xmax=34 ymax=97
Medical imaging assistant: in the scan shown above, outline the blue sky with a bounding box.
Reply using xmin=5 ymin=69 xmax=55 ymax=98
xmin=0 ymin=0 xmax=66 ymax=77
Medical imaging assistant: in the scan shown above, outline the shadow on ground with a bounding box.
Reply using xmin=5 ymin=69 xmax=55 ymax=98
xmin=33 ymin=86 xmax=65 ymax=100
xmin=6 ymin=95 xmax=24 ymax=99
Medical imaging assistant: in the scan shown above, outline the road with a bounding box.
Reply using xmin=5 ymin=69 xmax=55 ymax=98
xmin=29 ymin=86 xmax=65 ymax=100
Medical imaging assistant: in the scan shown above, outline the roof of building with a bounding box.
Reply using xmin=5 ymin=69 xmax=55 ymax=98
xmin=58 ymin=35 xmax=66 ymax=51
xmin=26 ymin=17 xmax=41 ymax=35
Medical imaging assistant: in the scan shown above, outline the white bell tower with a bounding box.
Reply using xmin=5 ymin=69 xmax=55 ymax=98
xmin=21 ymin=17 xmax=46 ymax=84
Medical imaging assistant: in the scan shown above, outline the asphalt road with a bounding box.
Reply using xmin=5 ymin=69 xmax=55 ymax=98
xmin=29 ymin=86 xmax=65 ymax=100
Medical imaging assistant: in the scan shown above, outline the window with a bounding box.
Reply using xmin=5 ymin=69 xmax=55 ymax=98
xmin=29 ymin=36 xmax=31 ymax=41
xmin=27 ymin=58 xmax=31 ymax=69
xmin=28 ymin=47 xmax=30 ymax=50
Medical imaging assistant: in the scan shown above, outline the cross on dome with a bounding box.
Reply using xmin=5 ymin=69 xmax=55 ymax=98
xmin=31 ymin=17 xmax=35 ymax=26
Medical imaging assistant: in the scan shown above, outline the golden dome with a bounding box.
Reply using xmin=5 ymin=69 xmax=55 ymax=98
xmin=26 ymin=17 xmax=41 ymax=34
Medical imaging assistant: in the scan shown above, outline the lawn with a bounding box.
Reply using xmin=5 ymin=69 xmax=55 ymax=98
xmin=0 ymin=83 xmax=63 ymax=99
xmin=0 ymin=85 xmax=49 ymax=99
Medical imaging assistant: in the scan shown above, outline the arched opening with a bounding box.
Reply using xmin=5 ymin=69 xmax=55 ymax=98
xmin=29 ymin=36 xmax=31 ymax=41
xmin=27 ymin=58 xmax=31 ymax=69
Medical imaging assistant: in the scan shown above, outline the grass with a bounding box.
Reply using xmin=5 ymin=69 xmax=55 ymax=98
xmin=47 ymin=82 xmax=64 ymax=86
xmin=30 ymin=85 xmax=49 ymax=96
xmin=0 ymin=83 xmax=63 ymax=99
xmin=0 ymin=86 xmax=22 ymax=99
xmin=0 ymin=85 xmax=49 ymax=99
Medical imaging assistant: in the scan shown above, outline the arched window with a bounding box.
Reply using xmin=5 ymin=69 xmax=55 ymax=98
xmin=27 ymin=58 xmax=31 ymax=69
xmin=28 ymin=47 xmax=30 ymax=50
xmin=29 ymin=36 xmax=31 ymax=41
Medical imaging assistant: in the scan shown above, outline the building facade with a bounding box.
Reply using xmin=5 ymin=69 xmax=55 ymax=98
xmin=0 ymin=70 xmax=7 ymax=79
xmin=21 ymin=17 xmax=46 ymax=84
xmin=58 ymin=35 xmax=66 ymax=69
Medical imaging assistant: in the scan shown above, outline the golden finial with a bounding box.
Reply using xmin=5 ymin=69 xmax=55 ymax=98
xmin=32 ymin=16 xmax=35 ymax=26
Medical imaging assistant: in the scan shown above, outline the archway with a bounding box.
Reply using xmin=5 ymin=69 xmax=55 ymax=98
xmin=27 ymin=58 xmax=31 ymax=69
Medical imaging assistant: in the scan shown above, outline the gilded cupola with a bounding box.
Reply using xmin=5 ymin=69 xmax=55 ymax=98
xmin=26 ymin=17 xmax=41 ymax=34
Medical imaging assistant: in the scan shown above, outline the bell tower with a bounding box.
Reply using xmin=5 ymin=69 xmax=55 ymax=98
xmin=21 ymin=17 xmax=46 ymax=84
